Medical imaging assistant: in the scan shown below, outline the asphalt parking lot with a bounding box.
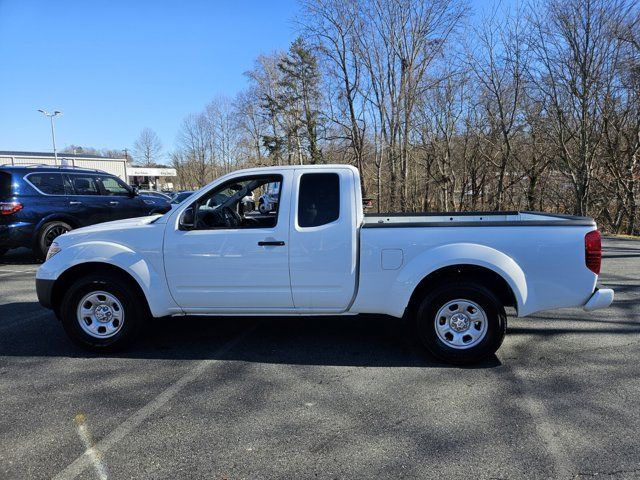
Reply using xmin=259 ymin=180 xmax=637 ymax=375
xmin=0 ymin=237 xmax=639 ymax=480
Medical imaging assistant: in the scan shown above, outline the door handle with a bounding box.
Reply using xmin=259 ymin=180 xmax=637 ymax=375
xmin=109 ymin=201 xmax=119 ymax=205
xmin=69 ymin=201 xmax=82 ymax=206
xmin=258 ymin=240 xmax=285 ymax=246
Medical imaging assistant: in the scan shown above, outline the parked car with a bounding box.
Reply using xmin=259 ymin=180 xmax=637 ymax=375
xmin=0 ymin=165 xmax=171 ymax=258
xmin=170 ymin=191 xmax=194 ymax=207
xmin=136 ymin=189 xmax=172 ymax=201
xmin=36 ymin=165 xmax=614 ymax=364
xmin=258 ymin=181 xmax=280 ymax=214
xmin=137 ymin=192 xmax=171 ymax=211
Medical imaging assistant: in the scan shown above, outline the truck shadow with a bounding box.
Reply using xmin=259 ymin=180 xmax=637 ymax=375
xmin=0 ymin=302 xmax=500 ymax=369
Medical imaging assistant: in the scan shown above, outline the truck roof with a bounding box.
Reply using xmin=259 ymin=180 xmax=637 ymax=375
xmin=229 ymin=164 xmax=359 ymax=174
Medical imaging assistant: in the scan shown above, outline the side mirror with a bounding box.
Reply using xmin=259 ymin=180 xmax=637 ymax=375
xmin=179 ymin=207 xmax=195 ymax=230
xmin=129 ymin=186 xmax=138 ymax=197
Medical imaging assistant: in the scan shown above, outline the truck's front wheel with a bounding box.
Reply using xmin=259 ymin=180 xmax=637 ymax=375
xmin=415 ymin=282 xmax=506 ymax=365
xmin=60 ymin=274 xmax=146 ymax=351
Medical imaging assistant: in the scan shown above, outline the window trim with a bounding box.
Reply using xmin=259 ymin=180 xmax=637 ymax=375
xmin=187 ymin=174 xmax=284 ymax=231
xmin=297 ymin=172 xmax=341 ymax=228
xmin=23 ymin=171 xmax=124 ymax=197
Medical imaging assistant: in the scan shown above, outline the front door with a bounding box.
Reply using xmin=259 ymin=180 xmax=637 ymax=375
xmin=96 ymin=174 xmax=148 ymax=220
xmin=163 ymin=172 xmax=294 ymax=313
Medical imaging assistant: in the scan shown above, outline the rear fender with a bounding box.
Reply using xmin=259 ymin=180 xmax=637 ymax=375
xmin=390 ymin=243 xmax=529 ymax=318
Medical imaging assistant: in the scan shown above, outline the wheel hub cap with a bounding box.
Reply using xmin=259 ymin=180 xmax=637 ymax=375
xmin=434 ymin=299 xmax=488 ymax=350
xmin=449 ymin=313 xmax=471 ymax=332
xmin=76 ymin=291 xmax=124 ymax=339
xmin=94 ymin=305 xmax=114 ymax=322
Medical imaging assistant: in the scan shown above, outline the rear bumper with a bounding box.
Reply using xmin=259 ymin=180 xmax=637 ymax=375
xmin=36 ymin=278 xmax=55 ymax=309
xmin=583 ymin=288 xmax=614 ymax=311
xmin=0 ymin=222 xmax=35 ymax=249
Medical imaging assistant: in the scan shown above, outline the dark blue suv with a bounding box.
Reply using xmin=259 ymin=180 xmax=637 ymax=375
xmin=0 ymin=165 xmax=170 ymax=258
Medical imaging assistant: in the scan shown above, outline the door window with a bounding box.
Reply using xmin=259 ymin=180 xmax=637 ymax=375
xmin=98 ymin=175 xmax=131 ymax=196
xmin=186 ymin=176 xmax=282 ymax=230
xmin=297 ymin=173 xmax=340 ymax=227
xmin=69 ymin=175 xmax=100 ymax=195
xmin=27 ymin=173 xmax=73 ymax=195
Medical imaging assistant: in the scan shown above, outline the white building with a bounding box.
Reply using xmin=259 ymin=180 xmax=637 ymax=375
xmin=0 ymin=151 xmax=177 ymax=190
xmin=0 ymin=150 xmax=128 ymax=180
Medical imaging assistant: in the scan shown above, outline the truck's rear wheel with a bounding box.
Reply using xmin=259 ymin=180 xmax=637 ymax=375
xmin=59 ymin=273 xmax=146 ymax=351
xmin=415 ymin=281 xmax=506 ymax=365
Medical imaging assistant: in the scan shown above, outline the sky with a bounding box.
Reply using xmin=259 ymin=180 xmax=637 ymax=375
xmin=0 ymin=0 xmax=300 ymax=161
xmin=0 ymin=0 xmax=488 ymax=164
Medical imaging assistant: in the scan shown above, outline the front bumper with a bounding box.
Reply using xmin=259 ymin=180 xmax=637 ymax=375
xmin=36 ymin=278 xmax=55 ymax=309
xmin=583 ymin=288 xmax=614 ymax=311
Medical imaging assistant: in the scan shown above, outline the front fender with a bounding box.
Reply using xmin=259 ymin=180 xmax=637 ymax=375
xmin=36 ymin=241 xmax=179 ymax=318
xmin=389 ymin=243 xmax=529 ymax=318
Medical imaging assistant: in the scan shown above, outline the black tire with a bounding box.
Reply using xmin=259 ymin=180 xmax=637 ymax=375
xmin=37 ymin=221 xmax=72 ymax=259
xmin=415 ymin=281 xmax=507 ymax=365
xmin=60 ymin=273 xmax=147 ymax=352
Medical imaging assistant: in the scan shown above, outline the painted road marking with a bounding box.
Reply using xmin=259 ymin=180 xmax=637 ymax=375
xmin=52 ymin=323 xmax=258 ymax=480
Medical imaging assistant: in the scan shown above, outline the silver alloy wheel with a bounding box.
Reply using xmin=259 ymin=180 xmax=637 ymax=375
xmin=434 ymin=299 xmax=488 ymax=349
xmin=76 ymin=291 xmax=125 ymax=339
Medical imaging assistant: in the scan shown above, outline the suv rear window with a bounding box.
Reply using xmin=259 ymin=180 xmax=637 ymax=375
xmin=27 ymin=173 xmax=72 ymax=195
xmin=0 ymin=171 xmax=11 ymax=197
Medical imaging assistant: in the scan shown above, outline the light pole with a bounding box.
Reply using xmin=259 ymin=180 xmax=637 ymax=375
xmin=38 ymin=109 xmax=62 ymax=165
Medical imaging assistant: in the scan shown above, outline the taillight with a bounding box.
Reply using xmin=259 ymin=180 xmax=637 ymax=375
xmin=585 ymin=230 xmax=601 ymax=275
xmin=0 ymin=201 xmax=22 ymax=215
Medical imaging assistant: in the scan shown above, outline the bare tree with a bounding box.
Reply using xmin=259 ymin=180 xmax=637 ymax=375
xmin=132 ymin=128 xmax=163 ymax=166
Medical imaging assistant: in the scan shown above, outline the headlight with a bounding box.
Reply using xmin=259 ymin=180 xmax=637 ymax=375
xmin=45 ymin=242 xmax=62 ymax=261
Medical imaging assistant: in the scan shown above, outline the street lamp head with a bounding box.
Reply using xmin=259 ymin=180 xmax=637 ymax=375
xmin=37 ymin=109 xmax=47 ymax=114
xmin=53 ymin=111 xmax=62 ymax=116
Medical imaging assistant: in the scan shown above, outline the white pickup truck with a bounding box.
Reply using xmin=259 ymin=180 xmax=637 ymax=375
xmin=36 ymin=165 xmax=614 ymax=364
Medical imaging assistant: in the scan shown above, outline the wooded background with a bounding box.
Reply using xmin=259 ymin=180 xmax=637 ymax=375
xmin=155 ymin=0 xmax=640 ymax=233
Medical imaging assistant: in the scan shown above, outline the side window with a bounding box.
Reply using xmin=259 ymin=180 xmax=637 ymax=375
xmin=27 ymin=173 xmax=72 ymax=195
xmin=99 ymin=175 xmax=130 ymax=196
xmin=298 ymin=173 xmax=340 ymax=227
xmin=186 ymin=176 xmax=282 ymax=230
xmin=69 ymin=175 xmax=100 ymax=195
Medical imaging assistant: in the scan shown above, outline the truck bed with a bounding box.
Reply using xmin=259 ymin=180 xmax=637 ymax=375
xmin=363 ymin=211 xmax=595 ymax=228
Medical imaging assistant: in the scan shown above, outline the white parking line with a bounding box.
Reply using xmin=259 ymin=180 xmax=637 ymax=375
xmin=52 ymin=323 xmax=258 ymax=480
xmin=0 ymin=269 xmax=37 ymax=277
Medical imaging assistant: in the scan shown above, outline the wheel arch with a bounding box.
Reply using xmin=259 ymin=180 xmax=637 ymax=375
xmin=407 ymin=264 xmax=517 ymax=317
xmin=391 ymin=243 xmax=529 ymax=318
xmin=50 ymin=262 xmax=151 ymax=319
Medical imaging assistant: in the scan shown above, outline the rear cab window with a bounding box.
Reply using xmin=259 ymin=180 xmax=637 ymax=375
xmin=297 ymin=172 xmax=340 ymax=227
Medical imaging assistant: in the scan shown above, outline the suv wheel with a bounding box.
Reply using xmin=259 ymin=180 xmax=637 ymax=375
xmin=37 ymin=221 xmax=71 ymax=259
xmin=415 ymin=281 xmax=507 ymax=365
xmin=60 ymin=273 xmax=147 ymax=351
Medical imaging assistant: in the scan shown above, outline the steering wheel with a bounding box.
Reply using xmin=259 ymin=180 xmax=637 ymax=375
xmin=222 ymin=207 xmax=242 ymax=227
